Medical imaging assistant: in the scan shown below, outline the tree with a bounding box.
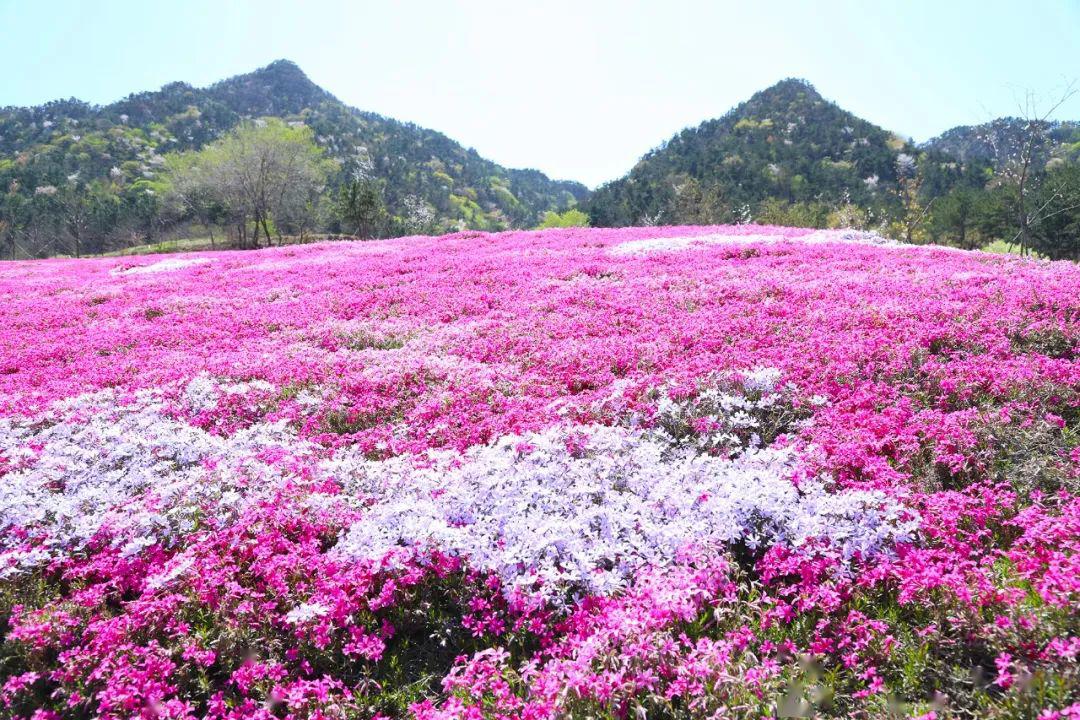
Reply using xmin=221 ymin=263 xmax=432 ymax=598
xmin=889 ymin=153 xmax=933 ymax=244
xmin=755 ymin=198 xmax=830 ymax=228
xmin=162 ymin=119 xmax=335 ymax=248
xmin=218 ymin=119 xmax=335 ymax=246
xmin=671 ymin=176 xmax=730 ymax=225
xmin=932 ymin=186 xmax=980 ymax=249
xmin=57 ymin=183 xmax=91 ymax=258
xmin=1029 ymin=162 xmax=1080 ymax=260
xmin=0 ymin=190 xmax=29 ymax=259
xmin=973 ymin=185 xmax=1015 ymax=247
xmin=993 ymin=84 xmax=1078 ymax=254
xmin=336 ymin=178 xmax=387 ymax=239
xmin=162 ymin=152 xmax=227 ymax=248
xmin=125 ymin=180 xmax=165 ymax=246
xmin=535 ymin=208 xmax=589 ymax=229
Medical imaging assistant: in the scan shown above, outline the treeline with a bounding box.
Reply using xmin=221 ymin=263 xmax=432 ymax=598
xmin=728 ymin=156 xmax=1080 ymax=260
xmin=0 ymin=116 xmax=524 ymax=258
xmin=0 ymin=118 xmax=403 ymax=257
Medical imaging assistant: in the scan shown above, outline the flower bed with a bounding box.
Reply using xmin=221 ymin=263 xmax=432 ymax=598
xmin=0 ymin=225 xmax=1078 ymax=719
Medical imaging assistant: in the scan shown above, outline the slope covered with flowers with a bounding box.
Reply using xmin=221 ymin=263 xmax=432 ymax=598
xmin=0 ymin=225 xmax=1078 ymax=719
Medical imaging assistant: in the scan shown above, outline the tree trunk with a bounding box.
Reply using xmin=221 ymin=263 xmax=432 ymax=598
xmin=261 ymin=217 xmax=273 ymax=246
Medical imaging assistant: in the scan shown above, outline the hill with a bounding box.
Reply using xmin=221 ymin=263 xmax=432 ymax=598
xmin=586 ymin=79 xmax=908 ymax=227
xmin=0 ymin=60 xmax=587 ymax=254
xmin=922 ymin=117 xmax=1080 ymax=169
xmin=584 ymin=81 xmax=1080 ymax=259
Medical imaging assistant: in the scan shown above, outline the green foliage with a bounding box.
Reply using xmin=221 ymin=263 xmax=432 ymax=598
xmin=160 ymin=118 xmax=334 ymax=248
xmin=1029 ymin=162 xmax=1080 ymax=260
xmin=536 ymin=208 xmax=589 ymax=229
xmin=931 ymin=186 xmax=981 ymax=249
xmin=336 ymin=178 xmax=389 ymax=239
xmin=754 ymin=198 xmax=831 ymax=228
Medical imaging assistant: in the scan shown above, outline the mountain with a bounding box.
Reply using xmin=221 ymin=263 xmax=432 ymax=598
xmin=585 ymin=79 xmax=909 ymax=227
xmin=922 ymin=117 xmax=1080 ymax=170
xmin=0 ymin=60 xmax=587 ymax=238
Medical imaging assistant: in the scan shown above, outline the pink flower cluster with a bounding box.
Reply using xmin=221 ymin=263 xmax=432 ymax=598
xmin=0 ymin=225 xmax=1078 ymax=718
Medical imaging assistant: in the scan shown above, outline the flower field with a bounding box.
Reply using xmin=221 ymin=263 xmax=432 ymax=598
xmin=1 ymin=225 xmax=1078 ymax=719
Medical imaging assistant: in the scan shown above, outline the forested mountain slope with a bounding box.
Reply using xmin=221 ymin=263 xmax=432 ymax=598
xmin=0 ymin=60 xmax=587 ymax=254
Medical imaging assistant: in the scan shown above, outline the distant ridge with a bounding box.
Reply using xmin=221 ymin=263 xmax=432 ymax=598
xmin=922 ymin=117 xmax=1080 ymax=169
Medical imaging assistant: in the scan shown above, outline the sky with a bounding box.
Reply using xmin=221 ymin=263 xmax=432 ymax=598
xmin=1 ymin=0 xmax=1078 ymax=188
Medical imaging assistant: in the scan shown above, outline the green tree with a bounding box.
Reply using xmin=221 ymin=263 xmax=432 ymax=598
xmin=974 ymin=185 xmax=1016 ymax=247
xmin=1030 ymin=162 xmax=1080 ymax=260
xmin=535 ymin=208 xmax=589 ymax=229
xmin=161 ymin=152 xmax=228 ymax=248
xmin=932 ymin=186 xmax=980 ymax=249
xmin=336 ymin=178 xmax=388 ymax=239
xmin=161 ymin=118 xmax=335 ymax=248
xmin=755 ymin=199 xmax=830 ymax=228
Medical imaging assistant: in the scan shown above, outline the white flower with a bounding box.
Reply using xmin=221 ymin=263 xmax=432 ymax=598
xmin=742 ymin=367 xmax=783 ymax=395
xmin=285 ymin=602 xmax=330 ymax=624
xmin=115 ymin=258 xmax=210 ymax=276
xmin=896 ymin=153 xmax=917 ymax=177
xmin=330 ymin=424 xmax=918 ymax=604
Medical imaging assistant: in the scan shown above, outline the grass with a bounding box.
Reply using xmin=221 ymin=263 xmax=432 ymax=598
xmin=102 ymin=237 xmax=218 ymax=256
xmin=980 ymin=240 xmax=1047 ymax=259
xmin=102 ymin=233 xmax=356 ymax=257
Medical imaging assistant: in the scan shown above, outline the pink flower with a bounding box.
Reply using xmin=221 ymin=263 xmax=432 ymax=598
xmin=994 ymin=652 xmax=1014 ymax=689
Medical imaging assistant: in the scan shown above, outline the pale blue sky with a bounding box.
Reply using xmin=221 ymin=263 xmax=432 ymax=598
xmin=1 ymin=0 xmax=1078 ymax=187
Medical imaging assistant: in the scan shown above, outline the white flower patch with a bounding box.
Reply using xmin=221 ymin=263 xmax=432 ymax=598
xmin=182 ymin=373 xmax=276 ymax=414
xmin=797 ymin=229 xmax=899 ymax=246
xmin=610 ymin=229 xmax=898 ymax=256
xmin=0 ymin=382 xmax=310 ymax=577
xmin=647 ymin=368 xmax=812 ymax=456
xmin=610 ymin=233 xmax=790 ymax=256
xmin=114 ymin=258 xmax=211 ymax=275
xmin=741 ymin=366 xmax=784 ymax=394
xmin=329 ymin=425 xmax=918 ymax=604
xmin=0 ymin=372 xmax=918 ymax=606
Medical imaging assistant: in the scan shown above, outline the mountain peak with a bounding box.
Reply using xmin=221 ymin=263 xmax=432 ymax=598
xmin=206 ymin=59 xmax=333 ymax=116
xmin=761 ymin=77 xmax=819 ymax=94
xmin=745 ymin=78 xmax=823 ymax=107
xmin=587 ymin=77 xmax=901 ymax=226
xmin=250 ymin=59 xmax=311 ymax=83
